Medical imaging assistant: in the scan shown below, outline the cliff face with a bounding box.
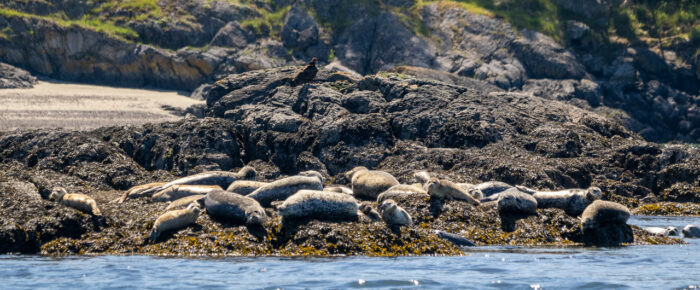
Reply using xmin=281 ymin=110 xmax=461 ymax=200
xmin=0 ymin=0 xmax=698 ymax=143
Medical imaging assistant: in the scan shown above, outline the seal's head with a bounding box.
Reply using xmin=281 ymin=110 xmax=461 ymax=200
xmin=186 ymin=202 xmax=202 ymax=215
xmin=239 ymin=166 xmax=257 ymax=180
xmin=49 ymin=187 xmax=68 ymax=201
xmin=246 ymin=208 xmax=267 ymax=226
xmin=586 ymin=187 xmax=603 ymax=201
xmin=379 ymin=199 xmax=398 ymax=213
xmin=344 ymin=166 xmax=368 ymax=181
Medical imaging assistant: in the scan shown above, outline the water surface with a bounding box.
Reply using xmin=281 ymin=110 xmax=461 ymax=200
xmin=2 ymin=216 xmax=699 ymax=289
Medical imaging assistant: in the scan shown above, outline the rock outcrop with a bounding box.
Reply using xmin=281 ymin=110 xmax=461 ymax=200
xmin=0 ymin=62 xmax=37 ymax=88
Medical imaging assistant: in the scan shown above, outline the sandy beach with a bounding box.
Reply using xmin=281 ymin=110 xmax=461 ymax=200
xmin=0 ymin=81 xmax=202 ymax=131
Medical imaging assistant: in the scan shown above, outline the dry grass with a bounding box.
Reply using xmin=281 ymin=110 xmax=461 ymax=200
xmin=0 ymin=80 xmax=202 ymax=131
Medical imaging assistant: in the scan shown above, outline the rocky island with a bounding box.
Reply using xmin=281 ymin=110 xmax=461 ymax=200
xmin=0 ymin=0 xmax=698 ymax=257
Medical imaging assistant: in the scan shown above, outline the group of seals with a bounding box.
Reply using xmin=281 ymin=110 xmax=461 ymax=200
xmin=49 ymin=187 xmax=102 ymax=216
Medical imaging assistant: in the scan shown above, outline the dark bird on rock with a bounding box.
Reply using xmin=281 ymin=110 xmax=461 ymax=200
xmin=291 ymin=57 xmax=318 ymax=87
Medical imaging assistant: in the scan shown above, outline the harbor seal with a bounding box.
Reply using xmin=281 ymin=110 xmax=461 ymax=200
xmin=149 ymin=203 xmax=200 ymax=242
xmin=152 ymin=166 xmax=257 ymax=195
xmin=643 ymin=226 xmax=680 ymax=237
xmin=379 ymin=199 xmax=412 ymax=226
xmin=324 ymin=185 xmax=353 ymax=195
xmin=204 ymin=189 xmax=266 ymax=226
xmin=165 ymin=195 xmax=206 ymax=211
xmin=346 ymin=167 xmax=399 ymax=199
xmin=475 ymin=181 xmax=513 ymax=197
xmin=279 ymin=190 xmax=358 ymax=221
xmin=432 ymin=230 xmax=476 ymax=247
xmin=682 ymin=225 xmax=700 ymax=238
xmin=49 ymin=187 xmax=102 ymax=216
xmin=413 ymin=171 xmax=431 ymax=184
xmin=497 ymin=188 xmax=538 ymax=215
xmin=358 ymin=202 xmax=381 ymax=221
xmin=532 ymin=187 xmax=602 ymax=216
xmin=580 ymin=200 xmax=632 ymax=246
xmin=115 ymin=182 xmax=166 ymax=203
xmin=424 ymin=179 xmax=480 ymax=205
xmin=226 ymin=180 xmax=268 ymax=195
xmin=247 ymin=176 xmax=323 ymax=206
xmin=299 ymin=170 xmax=326 ymax=183
xmin=152 ymin=185 xmax=222 ymax=202
xmin=377 ymin=184 xmax=429 ymax=204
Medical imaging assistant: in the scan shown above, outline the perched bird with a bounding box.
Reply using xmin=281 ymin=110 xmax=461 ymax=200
xmin=291 ymin=57 xmax=318 ymax=86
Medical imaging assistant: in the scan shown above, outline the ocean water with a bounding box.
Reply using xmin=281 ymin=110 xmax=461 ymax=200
xmin=1 ymin=216 xmax=699 ymax=289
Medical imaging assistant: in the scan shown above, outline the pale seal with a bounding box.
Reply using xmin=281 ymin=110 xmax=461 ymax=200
xmin=151 ymin=185 xmax=222 ymax=202
xmin=149 ymin=203 xmax=200 ymax=242
xmin=532 ymin=186 xmax=602 ymax=216
xmin=247 ymin=175 xmax=323 ymax=206
xmin=682 ymin=225 xmax=700 ymax=238
xmin=147 ymin=166 xmax=257 ymax=197
xmin=115 ymin=182 xmax=167 ymax=203
xmin=379 ymin=199 xmax=412 ymax=226
xmin=346 ymin=166 xmax=399 ymax=199
xmin=204 ymin=189 xmax=266 ymax=225
xmin=643 ymin=226 xmax=679 ymax=237
xmin=377 ymin=184 xmax=429 ymax=204
xmin=413 ymin=171 xmax=432 ymax=184
xmin=475 ymin=181 xmax=513 ymax=197
xmin=279 ymin=190 xmax=358 ymax=221
xmin=226 ymin=180 xmax=268 ymax=195
xmin=497 ymin=188 xmax=538 ymax=215
xmin=299 ymin=170 xmax=326 ymax=183
xmin=424 ymin=179 xmax=480 ymax=205
xmin=49 ymin=187 xmax=102 ymax=216
xmin=165 ymin=195 xmax=206 ymax=211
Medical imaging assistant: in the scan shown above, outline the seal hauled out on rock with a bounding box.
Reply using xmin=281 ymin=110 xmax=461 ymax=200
xmin=166 ymin=195 xmax=206 ymax=211
xmin=532 ymin=186 xmax=602 ymax=216
xmin=413 ymin=171 xmax=432 ymax=184
xmin=377 ymin=184 xmax=429 ymax=204
xmin=204 ymin=189 xmax=266 ymax=225
xmin=116 ymin=182 xmax=167 ymax=203
xmin=247 ymin=175 xmax=323 ymax=207
xmin=682 ymin=225 xmax=700 ymax=238
xmin=643 ymin=226 xmax=679 ymax=237
xmin=324 ymin=185 xmax=353 ymax=195
xmin=226 ymin=180 xmax=268 ymax=195
xmin=358 ymin=202 xmax=381 ymax=221
xmin=299 ymin=170 xmax=326 ymax=183
xmin=149 ymin=203 xmax=201 ymax=242
xmin=379 ymin=199 xmax=412 ymax=226
xmin=152 ymin=185 xmax=222 ymax=202
xmin=580 ymin=200 xmax=633 ymax=246
xmin=157 ymin=166 xmax=257 ymax=193
xmin=475 ymin=181 xmax=513 ymax=197
xmin=432 ymin=230 xmax=476 ymax=247
xmin=279 ymin=190 xmax=359 ymax=222
xmin=49 ymin=187 xmax=102 ymax=216
xmin=346 ymin=167 xmax=400 ymax=200
xmin=497 ymin=188 xmax=538 ymax=215
xmin=291 ymin=57 xmax=318 ymax=87
xmin=424 ymin=179 xmax=480 ymax=205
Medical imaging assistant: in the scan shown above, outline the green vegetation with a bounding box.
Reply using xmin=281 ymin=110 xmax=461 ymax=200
xmin=240 ymin=5 xmax=290 ymax=38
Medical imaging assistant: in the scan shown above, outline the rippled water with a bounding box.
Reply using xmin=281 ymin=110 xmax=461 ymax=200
xmin=2 ymin=216 xmax=699 ymax=289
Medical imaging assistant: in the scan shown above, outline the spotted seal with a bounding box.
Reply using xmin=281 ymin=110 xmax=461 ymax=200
xmin=115 ymin=182 xmax=166 ymax=203
xmin=432 ymin=230 xmax=476 ymax=247
xmin=497 ymin=188 xmax=538 ymax=215
xmin=279 ymin=190 xmax=358 ymax=221
xmin=532 ymin=187 xmax=602 ymax=216
xmin=247 ymin=175 xmax=323 ymax=207
xmin=204 ymin=189 xmax=266 ymax=225
xmin=149 ymin=203 xmax=201 ymax=242
xmin=346 ymin=167 xmax=399 ymax=199
xmin=682 ymin=225 xmax=700 ymax=238
xmin=152 ymin=185 xmax=222 ymax=202
xmin=148 ymin=166 xmax=257 ymax=197
xmin=226 ymin=180 xmax=268 ymax=195
xmin=49 ymin=187 xmax=102 ymax=216
xmin=165 ymin=195 xmax=206 ymax=211
xmin=377 ymin=184 xmax=429 ymax=204
xmin=643 ymin=226 xmax=679 ymax=237
xmin=475 ymin=181 xmax=513 ymax=197
xmin=379 ymin=199 xmax=412 ymax=226
xmin=424 ymin=179 xmax=480 ymax=205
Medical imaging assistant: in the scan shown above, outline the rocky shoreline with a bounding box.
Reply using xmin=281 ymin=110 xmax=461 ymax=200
xmin=0 ymin=67 xmax=697 ymax=256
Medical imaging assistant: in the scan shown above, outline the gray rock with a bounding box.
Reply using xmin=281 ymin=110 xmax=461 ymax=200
xmin=281 ymin=6 xmax=319 ymax=49
xmin=566 ymin=21 xmax=590 ymax=40
xmin=0 ymin=62 xmax=37 ymax=88
xmin=210 ymin=21 xmax=254 ymax=49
